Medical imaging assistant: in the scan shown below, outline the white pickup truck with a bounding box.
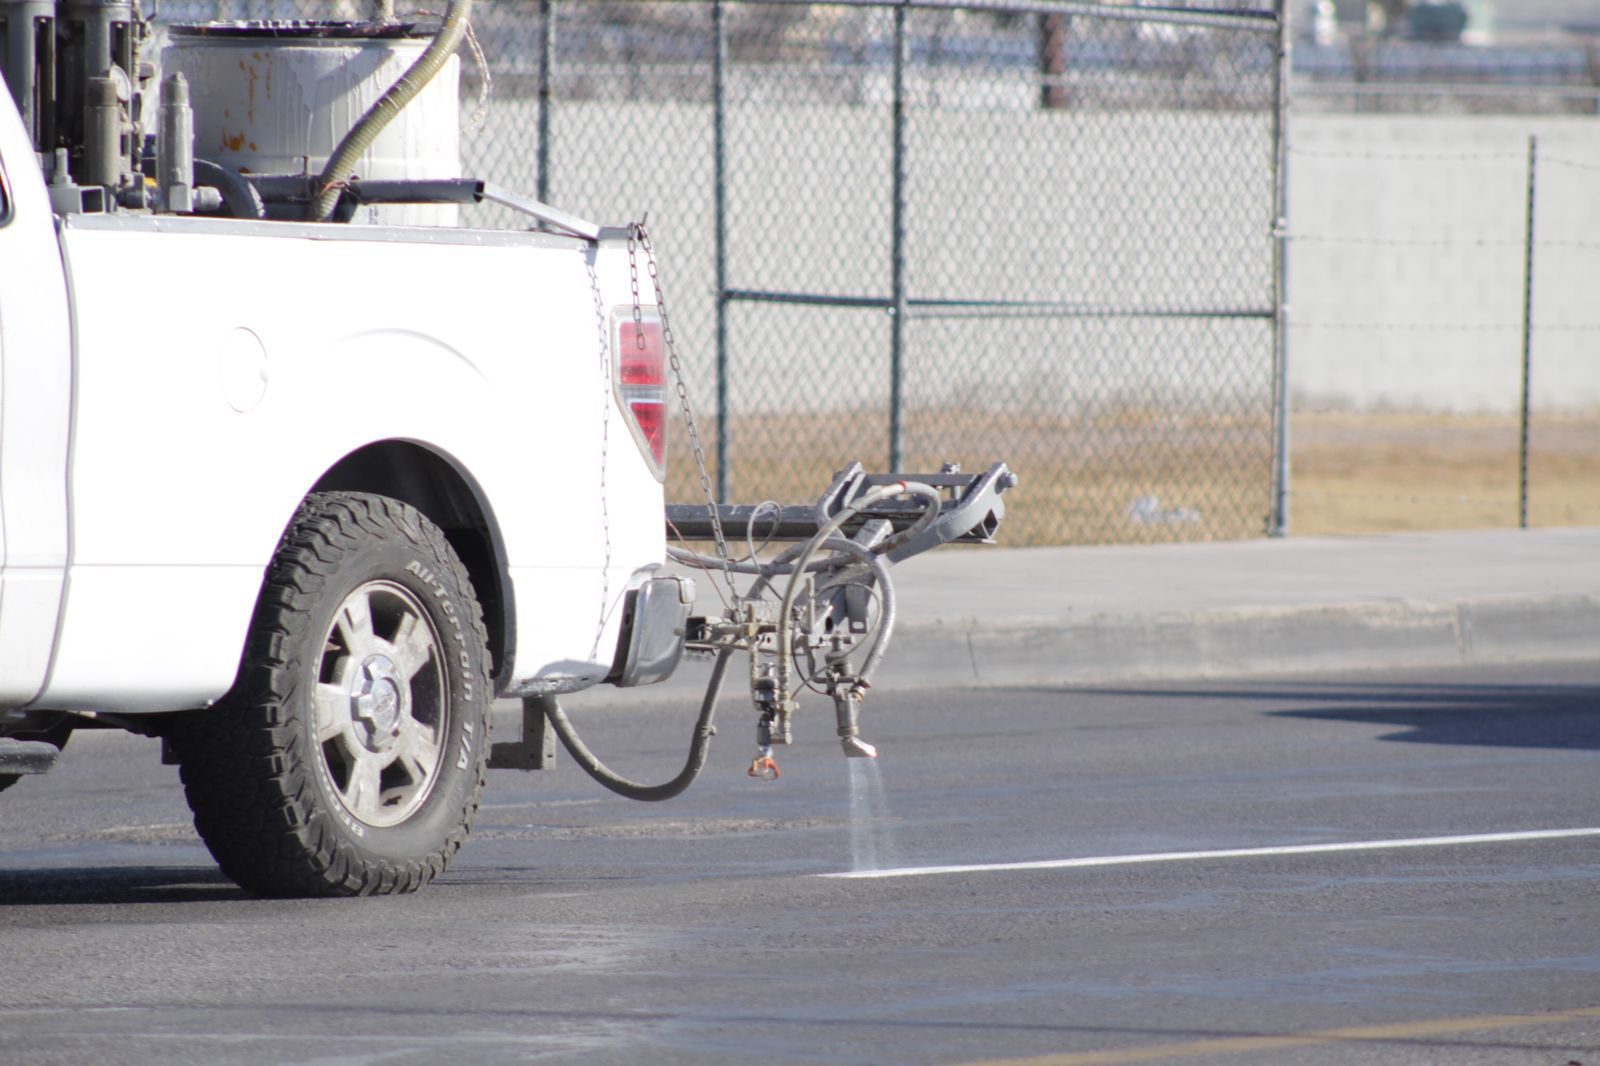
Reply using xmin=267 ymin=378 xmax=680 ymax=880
xmin=0 ymin=21 xmax=689 ymax=896
xmin=0 ymin=5 xmax=1013 ymax=898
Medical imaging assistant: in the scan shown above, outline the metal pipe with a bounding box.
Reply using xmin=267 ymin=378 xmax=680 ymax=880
xmin=308 ymin=0 xmax=472 ymax=221
xmin=1519 ymin=135 xmax=1537 ymax=529
xmin=695 ymin=0 xmax=1277 ymax=34
xmin=1 ymin=0 xmax=56 ymax=147
xmin=536 ymin=0 xmax=551 ymax=204
xmin=713 ymin=0 xmax=730 ymax=503
xmin=888 ymin=1 xmax=909 ymax=474
xmin=60 ymin=0 xmax=131 ymax=77
xmin=723 ymin=288 xmax=1274 ymax=320
xmin=1269 ymin=0 xmax=1292 ymax=537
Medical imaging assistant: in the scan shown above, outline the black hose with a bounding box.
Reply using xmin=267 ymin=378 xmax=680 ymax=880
xmin=541 ymin=649 xmax=734 ymax=802
xmin=193 ymin=159 xmax=266 ymax=220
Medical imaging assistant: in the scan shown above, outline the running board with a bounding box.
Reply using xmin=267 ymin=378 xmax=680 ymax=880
xmin=0 ymin=739 xmax=62 ymax=775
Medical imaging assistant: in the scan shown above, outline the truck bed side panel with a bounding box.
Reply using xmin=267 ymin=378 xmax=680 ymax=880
xmin=37 ymin=218 xmax=663 ymax=713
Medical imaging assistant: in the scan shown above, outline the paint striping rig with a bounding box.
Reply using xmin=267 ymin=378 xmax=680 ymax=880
xmin=495 ymin=462 xmax=1017 ymax=800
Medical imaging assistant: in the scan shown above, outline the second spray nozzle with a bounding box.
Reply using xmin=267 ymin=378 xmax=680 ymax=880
xmin=834 ymin=688 xmax=878 ymax=759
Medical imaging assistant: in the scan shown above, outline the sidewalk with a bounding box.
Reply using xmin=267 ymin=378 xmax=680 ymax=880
xmin=871 ymin=526 xmax=1600 ymax=688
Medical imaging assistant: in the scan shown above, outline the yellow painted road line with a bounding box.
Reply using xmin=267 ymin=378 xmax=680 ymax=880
xmin=958 ymin=1005 xmax=1600 ymax=1066
xmin=818 ymin=827 xmax=1600 ymax=880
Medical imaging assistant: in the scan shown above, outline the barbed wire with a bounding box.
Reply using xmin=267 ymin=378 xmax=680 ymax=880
xmin=1293 ymin=322 xmax=1514 ymax=333
xmin=1542 ymin=155 xmax=1600 ymax=174
xmin=1287 ymin=233 xmax=1523 ymax=248
xmin=1286 ymin=146 xmax=1524 ymax=164
xmin=1288 ymin=148 xmax=1600 ymax=172
xmin=1289 ymin=321 xmax=1600 ymax=333
xmin=1287 ymin=234 xmax=1600 ymax=254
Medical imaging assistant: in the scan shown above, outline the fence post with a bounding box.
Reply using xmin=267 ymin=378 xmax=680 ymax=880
xmin=1269 ymin=0 xmax=1292 ymax=537
xmin=889 ymin=0 xmax=909 ymax=474
xmin=1039 ymin=14 xmax=1069 ymax=111
xmin=1519 ymin=134 xmax=1537 ymax=529
xmin=536 ymin=0 xmax=553 ymax=204
xmin=713 ymin=0 xmax=730 ymax=502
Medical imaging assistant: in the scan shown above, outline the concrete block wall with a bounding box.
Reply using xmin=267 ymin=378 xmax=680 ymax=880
xmin=459 ymin=94 xmax=1598 ymax=418
xmin=1287 ymin=113 xmax=1600 ymax=414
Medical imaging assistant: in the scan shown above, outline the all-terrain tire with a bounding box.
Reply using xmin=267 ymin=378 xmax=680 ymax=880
xmin=173 ymin=492 xmax=492 ymax=897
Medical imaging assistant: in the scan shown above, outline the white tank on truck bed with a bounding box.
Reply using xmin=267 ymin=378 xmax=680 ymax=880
xmin=162 ymin=20 xmax=461 ymax=226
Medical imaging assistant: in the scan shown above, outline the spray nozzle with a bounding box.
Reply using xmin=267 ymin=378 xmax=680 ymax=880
xmin=833 ymin=688 xmax=878 ymax=759
xmin=840 ymin=736 xmax=878 ymax=759
xmin=748 ymin=748 xmax=781 ymax=780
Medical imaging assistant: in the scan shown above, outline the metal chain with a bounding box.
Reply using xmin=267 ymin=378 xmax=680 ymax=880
xmin=586 ymin=250 xmax=613 ymax=660
xmin=628 ymin=220 xmax=738 ymax=598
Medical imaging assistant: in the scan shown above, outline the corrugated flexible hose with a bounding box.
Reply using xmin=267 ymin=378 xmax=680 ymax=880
xmin=307 ymin=0 xmax=472 ymax=222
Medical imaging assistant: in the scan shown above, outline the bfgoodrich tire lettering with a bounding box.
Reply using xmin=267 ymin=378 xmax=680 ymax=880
xmin=174 ymin=492 xmax=491 ymax=897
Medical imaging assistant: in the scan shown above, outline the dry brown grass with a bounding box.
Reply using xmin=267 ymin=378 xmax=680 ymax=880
xmin=1289 ymin=411 xmax=1600 ymax=536
xmin=663 ymin=410 xmax=1599 ymax=546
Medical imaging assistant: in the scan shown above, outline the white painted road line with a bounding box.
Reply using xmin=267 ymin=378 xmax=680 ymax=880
xmin=818 ymin=827 xmax=1600 ymax=880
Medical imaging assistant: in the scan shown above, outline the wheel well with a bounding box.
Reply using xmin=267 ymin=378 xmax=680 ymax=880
xmin=312 ymin=442 xmax=515 ymax=693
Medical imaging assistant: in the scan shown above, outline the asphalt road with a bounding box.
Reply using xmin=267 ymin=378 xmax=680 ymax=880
xmin=2 ymin=659 xmax=1598 ymax=1066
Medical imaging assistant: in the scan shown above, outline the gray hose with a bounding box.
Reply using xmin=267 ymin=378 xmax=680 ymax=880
xmin=540 ymin=649 xmax=734 ymax=803
xmin=193 ymin=159 xmax=266 ymax=220
xmin=775 ymin=483 xmax=940 ymax=697
xmin=307 ymin=0 xmax=472 ymax=221
xmin=806 ymin=535 xmax=897 ymax=686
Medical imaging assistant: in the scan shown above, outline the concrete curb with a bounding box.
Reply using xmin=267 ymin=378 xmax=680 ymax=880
xmin=546 ymin=529 xmax=1600 ymax=707
xmin=874 ymin=593 xmax=1600 ymax=689
xmin=558 ymin=592 xmax=1598 ymax=712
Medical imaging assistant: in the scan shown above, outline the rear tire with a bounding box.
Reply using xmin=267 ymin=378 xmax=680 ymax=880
xmin=174 ymin=492 xmax=491 ymax=897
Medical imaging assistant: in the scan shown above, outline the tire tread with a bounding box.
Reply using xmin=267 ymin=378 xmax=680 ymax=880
xmin=173 ymin=492 xmax=490 ymax=898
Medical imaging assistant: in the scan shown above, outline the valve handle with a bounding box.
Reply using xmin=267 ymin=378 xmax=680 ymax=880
xmin=748 ymin=755 xmax=781 ymax=780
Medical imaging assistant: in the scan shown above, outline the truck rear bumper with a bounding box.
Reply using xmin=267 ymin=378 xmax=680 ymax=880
xmin=607 ymin=572 xmax=695 ymax=688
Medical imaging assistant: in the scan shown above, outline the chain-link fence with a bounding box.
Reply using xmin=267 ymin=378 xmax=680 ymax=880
xmin=152 ymin=0 xmax=1288 ymax=546
xmin=485 ymin=0 xmax=1287 ymax=546
xmin=1284 ymin=123 xmax=1600 ymax=534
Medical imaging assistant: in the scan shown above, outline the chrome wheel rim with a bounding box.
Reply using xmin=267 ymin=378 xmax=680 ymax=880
xmin=314 ymin=580 xmax=448 ymax=828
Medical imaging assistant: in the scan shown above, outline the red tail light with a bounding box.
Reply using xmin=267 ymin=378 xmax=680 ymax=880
xmin=616 ymin=314 xmax=666 ymax=482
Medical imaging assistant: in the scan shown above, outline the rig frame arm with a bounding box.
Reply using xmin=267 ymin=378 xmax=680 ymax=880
xmin=665 ymin=462 xmax=1017 ymax=554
